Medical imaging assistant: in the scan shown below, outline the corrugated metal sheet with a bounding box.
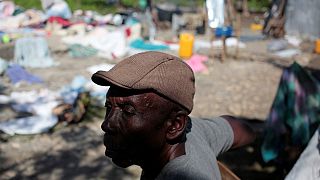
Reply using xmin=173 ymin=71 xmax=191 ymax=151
xmin=285 ymin=0 xmax=320 ymax=39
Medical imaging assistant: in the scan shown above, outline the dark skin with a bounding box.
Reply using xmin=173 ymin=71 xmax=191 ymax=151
xmin=101 ymin=86 xmax=255 ymax=179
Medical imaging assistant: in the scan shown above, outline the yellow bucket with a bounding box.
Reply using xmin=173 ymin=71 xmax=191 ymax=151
xmin=179 ymin=33 xmax=194 ymax=59
xmin=250 ymin=23 xmax=263 ymax=31
xmin=315 ymin=39 xmax=320 ymax=54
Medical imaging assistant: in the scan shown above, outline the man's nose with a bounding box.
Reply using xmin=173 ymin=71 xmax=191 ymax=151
xmin=101 ymin=110 xmax=118 ymax=134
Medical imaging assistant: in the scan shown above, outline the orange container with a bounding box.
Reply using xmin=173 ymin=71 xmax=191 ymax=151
xmin=250 ymin=23 xmax=263 ymax=31
xmin=179 ymin=33 xmax=194 ymax=59
xmin=315 ymin=39 xmax=320 ymax=54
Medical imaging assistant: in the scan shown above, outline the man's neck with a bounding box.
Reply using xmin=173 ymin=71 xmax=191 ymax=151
xmin=141 ymin=143 xmax=186 ymax=180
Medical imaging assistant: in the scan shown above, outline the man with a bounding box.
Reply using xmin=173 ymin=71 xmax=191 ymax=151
xmin=91 ymin=51 xmax=255 ymax=179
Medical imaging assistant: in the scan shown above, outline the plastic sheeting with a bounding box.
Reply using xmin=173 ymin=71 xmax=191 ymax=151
xmin=0 ymin=89 xmax=60 ymax=135
xmin=0 ymin=115 xmax=58 ymax=135
xmin=0 ymin=58 xmax=8 ymax=74
xmin=285 ymin=127 xmax=320 ymax=180
xmin=62 ymin=28 xmax=128 ymax=60
xmin=14 ymin=37 xmax=57 ymax=68
xmin=41 ymin=0 xmax=72 ymax=19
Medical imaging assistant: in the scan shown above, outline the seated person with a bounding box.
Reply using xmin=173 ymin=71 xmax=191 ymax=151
xmin=91 ymin=51 xmax=255 ymax=179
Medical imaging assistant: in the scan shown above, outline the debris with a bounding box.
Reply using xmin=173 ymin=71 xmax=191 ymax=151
xmin=5 ymin=64 xmax=43 ymax=84
xmin=68 ymin=44 xmax=98 ymax=58
xmin=273 ymin=48 xmax=301 ymax=58
xmin=14 ymin=37 xmax=57 ymax=68
xmin=186 ymin=54 xmax=208 ymax=73
xmin=0 ymin=115 xmax=58 ymax=135
xmin=130 ymin=38 xmax=169 ymax=50
xmin=0 ymin=1 xmax=15 ymax=18
xmin=41 ymin=0 xmax=72 ymax=19
xmin=285 ymin=35 xmax=301 ymax=47
xmin=267 ymin=39 xmax=288 ymax=52
xmin=62 ymin=28 xmax=128 ymax=60
xmin=0 ymin=57 xmax=8 ymax=74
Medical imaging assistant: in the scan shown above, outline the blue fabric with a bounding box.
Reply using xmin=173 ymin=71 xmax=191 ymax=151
xmin=130 ymin=39 xmax=169 ymax=50
xmin=5 ymin=64 xmax=43 ymax=84
xmin=215 ymin=26 xmax=233 ymax=38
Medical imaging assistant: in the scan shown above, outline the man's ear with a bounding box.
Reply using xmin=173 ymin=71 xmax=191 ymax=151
xmin=165 ymin=111 xmax=188 ymax=144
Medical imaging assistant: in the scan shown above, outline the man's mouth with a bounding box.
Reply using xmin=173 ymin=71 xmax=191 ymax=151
xmin=103 ymin=134 xmax=123 ymax=157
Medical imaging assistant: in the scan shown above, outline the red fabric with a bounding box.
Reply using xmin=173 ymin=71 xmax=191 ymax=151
xmin=47 ymin=16 xmax=72 ymax=27
xmin=125 ymin=27 xmax=131 ymax=37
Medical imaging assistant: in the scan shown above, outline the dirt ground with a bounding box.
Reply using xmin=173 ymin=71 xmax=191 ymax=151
xmin=1 ymin=15 xmax=319 ymax=180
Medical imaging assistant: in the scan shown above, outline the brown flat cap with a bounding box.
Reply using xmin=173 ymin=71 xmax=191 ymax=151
xmin=91 ymin=51 xmax=195 ymax=113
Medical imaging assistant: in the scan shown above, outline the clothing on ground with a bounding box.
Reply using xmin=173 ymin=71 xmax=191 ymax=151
xmin=14 ymin=37 xmax=56 ymax=68
xmin=6 ymin=64 xmax=43 ymax=84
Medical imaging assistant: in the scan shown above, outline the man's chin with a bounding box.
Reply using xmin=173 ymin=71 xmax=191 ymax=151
xmin=112 ymin=158 xmax=133 ymax=168
xmin=105 ymin=149 xmax=134 ymax=167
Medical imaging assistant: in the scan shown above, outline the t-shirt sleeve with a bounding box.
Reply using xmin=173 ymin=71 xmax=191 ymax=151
xmin=193 ymin=116 xmax=234 ymax=156
xmin=153 ymin=165 xmax=212 ymax=180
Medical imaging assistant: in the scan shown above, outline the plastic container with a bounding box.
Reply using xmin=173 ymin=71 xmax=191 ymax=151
xmin=315 ymin=39 xmax=320 ymax=54
xmin=250 ymin=23 xmax=263 ymax=31
xmin=179 ymin=33 xmax=194 ymax=59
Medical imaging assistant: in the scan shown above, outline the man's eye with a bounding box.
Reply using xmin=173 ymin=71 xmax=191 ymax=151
xmin=122 ymin=105 xmax=135 ymax=115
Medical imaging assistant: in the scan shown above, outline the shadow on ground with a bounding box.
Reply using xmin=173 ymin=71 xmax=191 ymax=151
xmin=219 ymin=117 xmax=286 ymax=180
xmin=0 ymin=124 xmax=137 ymax=179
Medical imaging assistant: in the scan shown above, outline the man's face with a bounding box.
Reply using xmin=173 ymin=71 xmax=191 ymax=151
xmin=101 ymin=87 xmax=171 ymax=167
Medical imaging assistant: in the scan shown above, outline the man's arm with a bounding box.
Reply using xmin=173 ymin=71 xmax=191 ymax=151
xmin=221 ymin=115 xmax=256 ymax=149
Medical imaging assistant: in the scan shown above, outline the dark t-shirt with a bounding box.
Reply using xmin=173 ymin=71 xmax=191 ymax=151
xmin=151 ymin=116 xmax=234 ymax=180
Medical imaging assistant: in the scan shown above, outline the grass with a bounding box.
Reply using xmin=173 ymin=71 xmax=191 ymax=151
xmin=13 ymin=0 xmax=270 ymax=14
xmin=14 ymin=0 xmax=117 ymax=14
xmin=248 ymin=0 xmax=270 ymax=12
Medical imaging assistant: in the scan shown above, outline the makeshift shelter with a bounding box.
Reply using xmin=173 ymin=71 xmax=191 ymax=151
xmin=264 ymin=0 xmax=320 ymax=39
xmin=285 ymin=0 xmax=320 ymax=39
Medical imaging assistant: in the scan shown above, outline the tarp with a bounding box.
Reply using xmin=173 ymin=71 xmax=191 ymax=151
xmin=262 ymin=62 xmax=320 ymax=162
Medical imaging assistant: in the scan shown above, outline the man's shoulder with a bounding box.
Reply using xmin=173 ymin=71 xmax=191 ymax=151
xmin=156 ymin=159 xmax=216 ymax=180
xmin=189 ymin=116 xmax=231 ymax=136
xmin=156 ymin=146 xmax=221 ymax=180
xmin=188 ymin=116 xmax=234 ymax=156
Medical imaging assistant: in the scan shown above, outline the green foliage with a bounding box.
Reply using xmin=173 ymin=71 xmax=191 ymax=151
xmin=154 ymin=0 xmax=205 ymax=7
xmin=13 ymin=0 xmax=42 ymax=10
xmin=13 ymin=0 xmax=117 ymax=14
xmin=13 ymin=0 xmax=271 ymax=15
xmin=121 ymin=0 xmax=139 ymax=8
xmin=248 ymin=0 xmax=270 ymax=12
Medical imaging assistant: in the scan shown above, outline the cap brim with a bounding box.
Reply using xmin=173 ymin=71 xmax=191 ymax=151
xmin=91 ymin=71 xmax=130 ymax=89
